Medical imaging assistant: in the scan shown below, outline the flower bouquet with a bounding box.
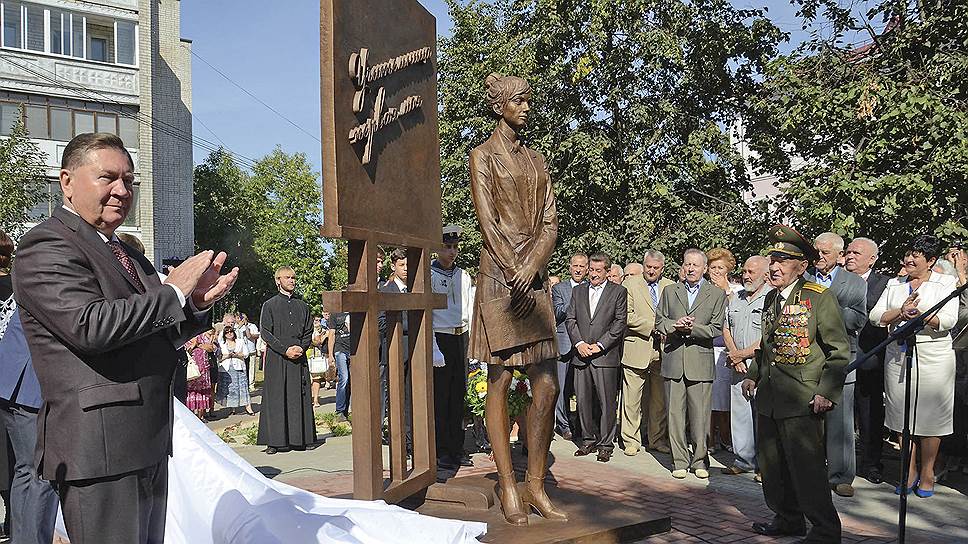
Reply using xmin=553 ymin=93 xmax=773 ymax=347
xmin=465 ymin=368 xmax=532 ymax=419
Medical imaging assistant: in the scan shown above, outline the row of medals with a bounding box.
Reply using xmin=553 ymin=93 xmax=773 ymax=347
xmin=773 ymin=300 xmax=811 ymax=365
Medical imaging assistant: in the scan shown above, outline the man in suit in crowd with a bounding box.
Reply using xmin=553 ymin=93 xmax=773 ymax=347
xmin=565 ymin=252 xmax=628 ymax=462
xmin=657 ymin=248 xmax=726 ymax=479
xmin=620 ymin=250 xmax=674 ymax=456
xmin=380 ymin=248 xmax=413 ymax=454
xmin=12 ymin=133 xmax=238 ymax=544
xmin=551 ymin=253 xmax=588 ymax=440
xmin=844 ymin=237 xmax=890 ymax=484
xmin=607 ymin=264 xmax=623 ymax=284
xmin=743 ymin=224 xmax=849 ymax=542
xmin=806 ymin=232 xmax=868 ymax=497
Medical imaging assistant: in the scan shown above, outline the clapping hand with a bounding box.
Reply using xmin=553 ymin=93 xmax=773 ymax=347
xmin=191 ymin=252 xmax=239 ymax=309
xmin=901 ymin=292 xmax=921 ymax=319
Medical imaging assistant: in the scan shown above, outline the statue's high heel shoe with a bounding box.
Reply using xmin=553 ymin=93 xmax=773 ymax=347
xmin=496 ymin=473 xmax=528 ymax=526
xmin=520 ymin=470 xmax=568 ymax=521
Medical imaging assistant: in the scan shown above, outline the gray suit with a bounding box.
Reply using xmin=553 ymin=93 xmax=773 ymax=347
xmin=565 ymin=281 xmax=628 ymax=451
xmin=657 ymin=280 xmax=726 ymax=471
xmin=13 ymin=207 xmax=207 ymax=543
xmin=805 ymin=266 xmax=867 ymax=487
xmin=551 ymin=279 xmax=582 ymax=435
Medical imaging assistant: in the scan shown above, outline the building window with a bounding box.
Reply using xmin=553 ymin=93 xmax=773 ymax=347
xmin=23 ymin=103 xmax=45 ymax=136
xmin=50 ymin=107 xmax=70 ymax=140
xmin=95 ymin=112 xmax=116 ymax=135
xmin=116 ymin=20 xmax=135 ymax=66
xmin=2 ymin=2 xmax=21 ymax=49
xmin=0 ymin=2 xmax=136 ymax=66
xmin=0 ymin=102 xmax=20 ymax=135
xmin=119 ymin=115 xmax=138 ymax=148
xmin=23 ymin=2 xmax=41 ymax=51
xmin=73 ymin=110 xmax=93 ymax=134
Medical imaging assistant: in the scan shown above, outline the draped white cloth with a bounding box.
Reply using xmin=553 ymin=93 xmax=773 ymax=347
xmin=56 ymin=401 xmax=486 ymax=543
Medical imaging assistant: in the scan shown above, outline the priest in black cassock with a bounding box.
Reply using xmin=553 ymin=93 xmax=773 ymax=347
xmin=257 ymin=266 xmax=316 ymax=454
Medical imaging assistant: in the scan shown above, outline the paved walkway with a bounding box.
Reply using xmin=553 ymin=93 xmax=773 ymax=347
xmin=218 ymin=388 xmax=968 ymax=544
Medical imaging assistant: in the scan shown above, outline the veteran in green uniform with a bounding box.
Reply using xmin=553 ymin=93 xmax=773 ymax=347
xmin=742 ymin=225 xmax=850 ymax=543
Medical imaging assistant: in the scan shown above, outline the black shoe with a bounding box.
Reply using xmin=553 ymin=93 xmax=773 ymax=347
xmin=574 ymin=446 xmax=593 ymax=457
xmin=751 ymin=522 xmax=806 ymax=537
xmin=292 ymin=445 xmax=306 ymax=451
xmin=864 ymin=467 xmax=884 ymax=484
xmin=437 ymin=456 xmax=458 ymax=469
xmin=597 ymin=448 xmax=612 ymax=463
xmin=265 ymin=447 xmax=278 ymax=455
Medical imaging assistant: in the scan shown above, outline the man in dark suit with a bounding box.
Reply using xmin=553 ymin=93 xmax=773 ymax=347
xmin=565 ymin=252 xmax=627 ymax=462
xmin=743 ymin=225 xmax=849 ymax=543
xmin=551 ymin=253 xmax=587 ymax=440
xmin=806 ymin=232 xmax=868 ymax=497
xmin=12 ymin=133 xmax=238 ymax=544
xmin=379 ymin=248 xmax=413 ymax=454
xmin=845 ymin=237 xmax=890 ymax=484
xmin=657 ymin=248 xmax=726 ymax=479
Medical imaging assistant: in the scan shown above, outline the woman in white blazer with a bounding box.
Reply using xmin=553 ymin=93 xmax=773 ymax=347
xmin=870 ymin=235 xmax=960 ymax=497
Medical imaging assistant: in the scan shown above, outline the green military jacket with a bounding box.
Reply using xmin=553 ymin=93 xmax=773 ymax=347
xmin=747 ymin=278 xmax=850 ymax=420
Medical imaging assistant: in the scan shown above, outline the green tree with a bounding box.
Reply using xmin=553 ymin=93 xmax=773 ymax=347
xmin=438 ymin=0 xmax=784 ymax=274
xmin=0 ymin=115 xmax=47 ymax=238
xmin=247 ymin=148 xmax=333 ymax=315
xmin=195 ymin=148 xmax=342 ymax=317
xmin=743 ymin=1 xmax=968 ymax=265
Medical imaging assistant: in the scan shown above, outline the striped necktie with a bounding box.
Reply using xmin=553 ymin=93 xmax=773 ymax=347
xmin=107 ymin=240 xmax=145 ymax=291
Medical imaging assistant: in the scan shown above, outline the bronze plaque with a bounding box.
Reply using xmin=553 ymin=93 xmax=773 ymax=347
xmin=320 ymin=0 xmax=442 ymax=246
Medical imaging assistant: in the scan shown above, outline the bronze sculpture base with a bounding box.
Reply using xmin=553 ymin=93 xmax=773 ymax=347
xmin=413 ymin=475 xmax=672 ymax=543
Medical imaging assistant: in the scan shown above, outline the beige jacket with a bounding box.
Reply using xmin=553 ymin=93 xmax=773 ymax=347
xmin=621 ymin=275 xmax=674 ymax=369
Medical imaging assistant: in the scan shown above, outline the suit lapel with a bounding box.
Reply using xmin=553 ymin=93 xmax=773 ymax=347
xmin=56 ymin=207 xmax=144 ymax=294
xmin=688 ymin=282 xmax=712 ymax=315
xmin=675 ymin=282 xmax=688 ymax=314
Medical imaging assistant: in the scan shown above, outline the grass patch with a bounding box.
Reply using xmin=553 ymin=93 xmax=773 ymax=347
xmin=330 ymin=422 xmax=352 ymax=437
xmin=218 ymin=421 xmax=260 ymax=445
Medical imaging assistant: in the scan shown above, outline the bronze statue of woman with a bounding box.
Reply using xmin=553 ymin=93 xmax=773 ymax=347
xmin=467 ymin=73 xmax=566 ymax=526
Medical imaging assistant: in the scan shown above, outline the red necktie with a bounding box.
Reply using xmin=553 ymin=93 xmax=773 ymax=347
xmin=107 ymin=240 xmax=145 ymax=291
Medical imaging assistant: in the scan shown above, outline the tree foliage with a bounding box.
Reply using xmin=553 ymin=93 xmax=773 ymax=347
xmin=194 ymin=148 xmax=344 ymax=317
xmin=0 ymin=115 xmax=47 ymax=238
xmin=438 ymin=0 xmax=784 ymax=274
xmin=744 ymin=0 xmax=968 ymax=265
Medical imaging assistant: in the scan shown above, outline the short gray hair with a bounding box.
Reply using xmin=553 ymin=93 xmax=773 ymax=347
xmin=683 ymin=248 xmax=707 ymax=265
xmin=643 ymin=249 xmax=665 ymax=264
xmin=745 ymin=255 xmax=770 ymax=271
xmin=815 ymin=232 xmax=845 ymax=252
xmin=610 ymin=263 xmax=624 ymax=275
xmin=852 ymin=237 xmax=879 ymax=259
xmin=624 ymin=262 xmax=644 ymax=275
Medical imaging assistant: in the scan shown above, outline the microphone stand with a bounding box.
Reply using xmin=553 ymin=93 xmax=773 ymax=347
xmin=849 ymin=281 xmax=968 ymax=544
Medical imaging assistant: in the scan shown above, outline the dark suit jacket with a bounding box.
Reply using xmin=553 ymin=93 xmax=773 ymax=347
xmin=805 ymin=266 xmax=867 ymax=336
xmin=552 ymin=279 xmax=582 ymax=359
xmin=857 ymin=271 xmax=890 ymax=370
xmin=564 ymin=281 xmax=628 ymax=368
xmin=379 ymin=278 xmax=409 ymax=361
xmin=0 ymin=308 xmax=43 ymax=409
xmin=656 ymin=280 xmax=726 ymax=382
xmin=12 ymin=207 xmax=206 ymax=481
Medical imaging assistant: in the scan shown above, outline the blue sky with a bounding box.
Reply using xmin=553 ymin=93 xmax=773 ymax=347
xmin=180 ymin=1 xmax=820 ymax=175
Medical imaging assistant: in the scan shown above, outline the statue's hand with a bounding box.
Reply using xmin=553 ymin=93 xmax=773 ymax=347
xmin=510 ymin=289 xmax=536 ymax=319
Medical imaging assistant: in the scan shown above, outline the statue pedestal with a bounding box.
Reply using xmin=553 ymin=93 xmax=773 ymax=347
xmin=407 ymin=475 xmax=671 ymax=543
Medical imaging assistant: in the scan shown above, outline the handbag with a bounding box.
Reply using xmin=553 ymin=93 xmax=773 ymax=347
xmin=308 ymin=355 xmax=329 ymax=375
xmin=186 ymin=358 xmax=202 ymax=381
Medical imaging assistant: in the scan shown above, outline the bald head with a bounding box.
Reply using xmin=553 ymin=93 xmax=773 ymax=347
xmin=741 ymin=255 xmax=770 ymax=293
xmin=624 ymin=262 xmax=643 ymax=277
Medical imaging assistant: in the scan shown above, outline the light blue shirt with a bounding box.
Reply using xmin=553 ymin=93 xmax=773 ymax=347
xmin=684 ymin=279 xmax=703 ymax=308
xmin=814 ymin=266 xmax=838 ymax=288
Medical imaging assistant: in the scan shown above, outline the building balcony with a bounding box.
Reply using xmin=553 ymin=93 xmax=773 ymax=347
xmin=0 ymin=48 xmax=138 ymax=104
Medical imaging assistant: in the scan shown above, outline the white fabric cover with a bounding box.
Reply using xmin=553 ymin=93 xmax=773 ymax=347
xmin=56 ymin=401 xmax=486 ymax=543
